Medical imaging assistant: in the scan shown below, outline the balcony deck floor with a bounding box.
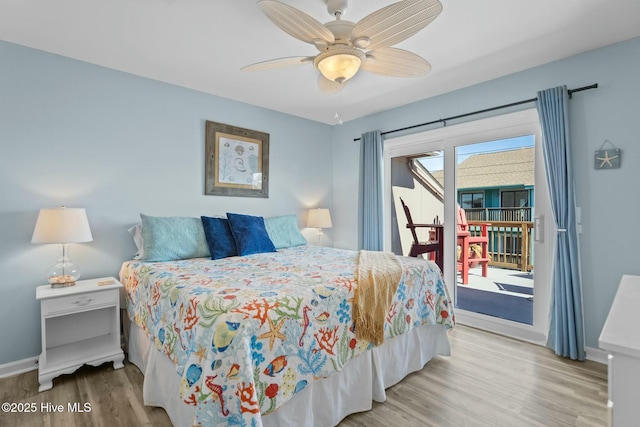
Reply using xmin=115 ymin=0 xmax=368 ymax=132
xmin=460 ymin=265 xmax=533 ymax=294
xmin=455 ymin=265 xmax=534 ymax=324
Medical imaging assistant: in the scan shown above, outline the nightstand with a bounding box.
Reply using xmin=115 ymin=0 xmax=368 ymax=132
xmin=36 ymin=277 xmax=125 ymax=392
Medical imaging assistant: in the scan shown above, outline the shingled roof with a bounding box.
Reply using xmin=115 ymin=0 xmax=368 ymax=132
xmin=430 ymin=147 xmax=534 ymax=189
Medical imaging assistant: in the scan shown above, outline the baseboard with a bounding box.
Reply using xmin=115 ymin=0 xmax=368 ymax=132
xmin=585 ymin=346 xmax=608 ymax=365
xmin=0 ymin=356 xmax=38 ymax=379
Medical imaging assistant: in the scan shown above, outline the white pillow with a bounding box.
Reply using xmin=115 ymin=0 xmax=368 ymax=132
xmin=128 ymin=223 xmax=144 ymax=259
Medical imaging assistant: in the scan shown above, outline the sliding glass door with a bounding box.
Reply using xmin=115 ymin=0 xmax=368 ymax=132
xmin=384 ymin=109 xmax=553 ymax=344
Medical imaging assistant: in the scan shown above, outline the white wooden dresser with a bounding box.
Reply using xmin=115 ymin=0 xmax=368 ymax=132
xmin=599 ymin=274 xmax=640 ymax=427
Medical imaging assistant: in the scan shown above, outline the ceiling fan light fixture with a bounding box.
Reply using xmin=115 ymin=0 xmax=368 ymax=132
xmin=247 ymin=0 xmax=443 ymax=91
xmin=314 ymin=46 xmax=365 ymax=83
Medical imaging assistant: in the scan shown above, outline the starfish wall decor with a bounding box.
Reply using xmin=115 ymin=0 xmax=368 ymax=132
xmin=594 ymin=144 xmax=621 ymax=170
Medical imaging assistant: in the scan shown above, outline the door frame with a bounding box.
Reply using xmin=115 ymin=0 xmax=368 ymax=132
xmin=383 ymin=109 xmax=553 ymax=345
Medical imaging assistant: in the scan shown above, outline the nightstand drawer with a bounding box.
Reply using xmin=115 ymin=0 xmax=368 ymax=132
xmin=42 ymin=289 xmax=117 ymax=316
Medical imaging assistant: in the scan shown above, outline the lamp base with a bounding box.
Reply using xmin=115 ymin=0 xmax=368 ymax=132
xmin=48 ymin=275 xmax=77 ymax=288
xmin=46 ymin=244 xmax=81 ymax=288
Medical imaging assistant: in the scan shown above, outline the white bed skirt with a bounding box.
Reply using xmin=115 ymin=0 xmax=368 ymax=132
xmin=128 ymin=322 xmax=451 ymax=427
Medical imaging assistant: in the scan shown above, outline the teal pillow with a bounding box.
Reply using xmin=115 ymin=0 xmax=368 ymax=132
xmin=265 ymin=215 xmax=307 ymax=249
xmin=226 ymin=213 xmax=277 ymax=256
xmin=140 ymin=214 xmax=210 ymax=261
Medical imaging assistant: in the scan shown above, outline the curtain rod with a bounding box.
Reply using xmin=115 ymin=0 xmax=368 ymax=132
xmin=353 ymin=83 xmax=598 ymax=142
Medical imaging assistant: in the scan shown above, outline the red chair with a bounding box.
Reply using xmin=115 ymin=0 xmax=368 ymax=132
xmin=457 ymin=207 xmax=490 ymax=284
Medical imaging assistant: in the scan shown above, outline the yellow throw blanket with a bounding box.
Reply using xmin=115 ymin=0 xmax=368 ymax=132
xmin=354 ymin=250 xmax=403 ymax=345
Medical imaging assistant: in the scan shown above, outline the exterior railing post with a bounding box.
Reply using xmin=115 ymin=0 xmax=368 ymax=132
xmin=521 ymin=222 xmax=529 ymax=271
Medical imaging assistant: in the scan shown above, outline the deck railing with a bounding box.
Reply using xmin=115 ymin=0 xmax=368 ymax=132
xmin=465 ymin=207 xmax=532 ymax=222
xmin=468 ymin=220 xmax=533 ymax=272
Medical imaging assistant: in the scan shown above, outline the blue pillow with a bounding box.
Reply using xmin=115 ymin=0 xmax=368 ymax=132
xmin=226 ymin=213 xmax=277 ymax=256
xmin=201 ymin=216 xmax=238 ymax=260
xmin=264 ymin=215 xmax=307 ymax=249
xmin=140 ymin=214 xmax=210 ymax=262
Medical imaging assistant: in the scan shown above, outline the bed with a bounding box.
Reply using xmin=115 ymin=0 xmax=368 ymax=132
xmin=120 ymin=216 xmax=454 ymax=427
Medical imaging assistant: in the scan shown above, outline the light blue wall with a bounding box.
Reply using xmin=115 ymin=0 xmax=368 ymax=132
xmin=2 ymin=36 xmax=639 ymax=365
xmin=332 ymin=36 xmax=640 ymax=350
xmin=0 ymin=41 xmax=333 ymax=365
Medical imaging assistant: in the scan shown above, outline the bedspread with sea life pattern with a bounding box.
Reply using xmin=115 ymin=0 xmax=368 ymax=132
xmin=119 ymin=245 xmax=454 ymax=426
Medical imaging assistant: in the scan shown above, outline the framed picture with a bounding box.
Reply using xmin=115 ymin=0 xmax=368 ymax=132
xmin=205 ymin=121 xmax=269 ymax=198
xmin=594 ymin=148 xmax=621 ymax=169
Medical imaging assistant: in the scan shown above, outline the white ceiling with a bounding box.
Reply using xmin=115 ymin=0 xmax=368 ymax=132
xmin=2 ymin=0 xmax=640 ymax=124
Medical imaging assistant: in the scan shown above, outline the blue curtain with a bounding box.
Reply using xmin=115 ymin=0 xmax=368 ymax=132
xmin=536 ymin=86 xmax=585 ymax=360
xmin=359 ymin=130 xmax=384 ymax=251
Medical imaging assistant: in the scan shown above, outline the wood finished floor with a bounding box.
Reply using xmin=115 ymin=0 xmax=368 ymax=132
xmin=0 ymin=325 xmax=608 ymax=427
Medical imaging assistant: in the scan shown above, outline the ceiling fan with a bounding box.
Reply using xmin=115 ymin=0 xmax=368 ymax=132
xmin=242 ymin=0 xmax=443 ymax=93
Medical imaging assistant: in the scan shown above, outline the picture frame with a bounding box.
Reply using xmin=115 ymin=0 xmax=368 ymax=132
xmin=205 ymin=121 xmax=269 ymax=198
xmin=594 ymin=148 xmax=621 ymax=169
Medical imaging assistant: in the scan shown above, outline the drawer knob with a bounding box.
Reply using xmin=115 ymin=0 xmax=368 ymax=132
xmin=73 ymin=298 xmax=93 ymax=306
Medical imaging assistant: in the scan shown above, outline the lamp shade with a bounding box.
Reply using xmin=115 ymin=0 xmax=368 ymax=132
xmin=31 ymin=207 xmax=93 ymax=244
xmin=307 ymin=208 xmax=332 ymax=229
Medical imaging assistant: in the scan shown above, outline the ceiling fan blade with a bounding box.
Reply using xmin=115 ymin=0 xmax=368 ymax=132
xmin=361 ymin=47 xmax=431 ymax=77
xmin=352 ymin=0 xmax=442 ymax=50
xmin=258 ymin=0 xmax=335 ymax=46
xmin=241 ymin=56 xmax=314 ymax=72
xmin=317 ymin=74 xmax=348 ymax=94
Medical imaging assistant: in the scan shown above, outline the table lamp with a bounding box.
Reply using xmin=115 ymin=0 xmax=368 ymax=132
xmin=31 ymin=206 xmax=93 ymax=288
xmin=307 ymin=208 xmax=332 ymax=245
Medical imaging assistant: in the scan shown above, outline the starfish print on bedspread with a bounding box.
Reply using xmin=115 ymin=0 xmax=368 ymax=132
xmin=258 ymin=317 xmax=286 ymax=351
